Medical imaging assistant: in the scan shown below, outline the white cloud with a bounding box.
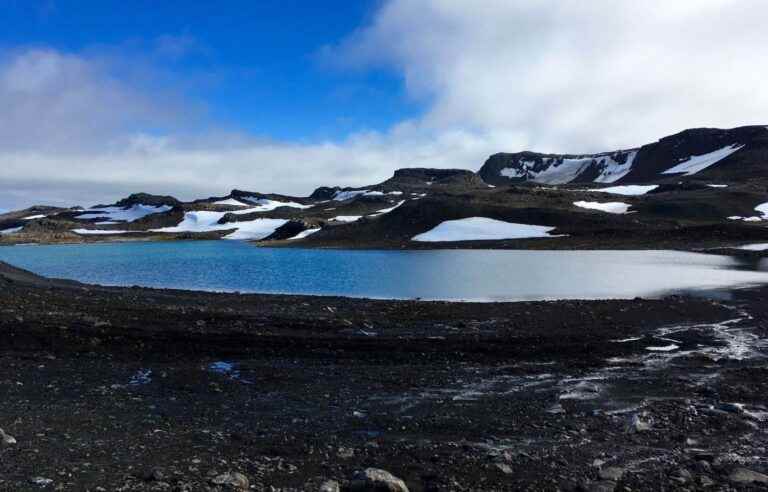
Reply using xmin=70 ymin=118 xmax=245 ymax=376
xmin=330 ymin=0 xmax=768 ymax=151
xmin=1 ymin=1 xmax=768 ymax=210
xmin=0 ymin=48 xmax=189 ymax=152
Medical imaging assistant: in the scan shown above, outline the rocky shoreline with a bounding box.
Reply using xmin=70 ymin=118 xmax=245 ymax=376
xmin=1 ymin=262 xmax=768 ymax=490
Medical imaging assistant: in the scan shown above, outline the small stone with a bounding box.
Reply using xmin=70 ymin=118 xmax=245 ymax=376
xmin=145 ymin=467 xmax=165 ymax=482
xmin=628 ymin=413 xmax=652 ymax=433
xmin=669 ymin=468 xmax=692 ymax=484
xmin=349 ymin=468 xmax=409 ymax=492
xmin=729 ymin=467 xmax=768 ymax=484
xmin=598 ymin=467 xmax=624 ymax=481
xmin=718 ymin=403 xmax=744 ymax=414
xmin=495 ymin=463 xmax=513 ymax=475
xmin=0 ymin=428 xmax=17 ymax=446
xmin=699 ymin=475 xmax=715 ymax=487
xmin=319 ymin=480 xmax=341 ymax=492
xmin=210 ymin=472 xmax=250 ymax=491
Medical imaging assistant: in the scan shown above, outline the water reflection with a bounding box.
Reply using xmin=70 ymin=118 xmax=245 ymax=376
xmin=0 ymin=241 xmax=766 ymax=302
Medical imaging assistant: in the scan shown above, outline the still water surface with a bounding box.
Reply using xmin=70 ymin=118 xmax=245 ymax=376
xmin=0 ymin=241 xmax=766 ymax=301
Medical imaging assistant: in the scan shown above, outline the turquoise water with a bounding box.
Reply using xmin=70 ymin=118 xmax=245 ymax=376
xmin=0 ymin=241 xmax=766 ymax=301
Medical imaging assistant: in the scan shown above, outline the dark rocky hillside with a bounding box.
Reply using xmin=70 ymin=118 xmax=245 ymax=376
xmin=480 ymin=125 xmax=768 ymax=186
xmin=1 ymin=125 xmax=767 ymax=250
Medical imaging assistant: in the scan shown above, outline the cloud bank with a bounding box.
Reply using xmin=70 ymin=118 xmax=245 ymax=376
xmin=2 ymin=0 xmax=767 ymax=209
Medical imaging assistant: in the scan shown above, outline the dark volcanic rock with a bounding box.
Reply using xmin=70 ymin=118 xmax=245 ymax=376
xmin=310 ymin=186 xmax=343 ymax=201
xmin=619 ymin=125 xmax=768 ymax=183
xmin=385 ymin=168 xmax=487 ymax=189
xmin=262 ymin=220 xmax=313 ymax=241
xmin=114 ymin=193 xmax=181 ymax=208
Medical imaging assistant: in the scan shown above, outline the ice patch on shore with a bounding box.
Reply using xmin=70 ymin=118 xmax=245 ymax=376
xmin=413 ymin=217 xmax=558 ymax=242
xmin=589 ymin=185 xmax=658 ymax=196
xmin=76 ymin=204 xmax=172 ymax=223
xmin=574 ymin=201 xmax=631 ymax=214
xmin=662 ymin=144 xmax=744 ymax=176
xmin=0 ymin=226 xmax=22 ymax=235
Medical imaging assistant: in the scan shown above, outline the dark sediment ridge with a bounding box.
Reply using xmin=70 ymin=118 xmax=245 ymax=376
xmin=1 ymin=262 xmax=768 ymax=490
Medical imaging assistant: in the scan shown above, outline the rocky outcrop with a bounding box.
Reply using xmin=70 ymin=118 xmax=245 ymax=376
xmin=262 ymin=220 xmax=314 ymax=241
xmin=309 ymin=186 xmax=342 ymax=201
xmin=385 ymin=168 xmax=486 ymax=189
xmin=114 ymin=193 xmax=181 ymax=208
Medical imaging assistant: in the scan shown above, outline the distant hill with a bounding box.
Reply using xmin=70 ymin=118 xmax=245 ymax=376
xmin=2 ymin=125 xmax=767 ymax=249
xmin=479 ymin=125 xmax=768 ymax=186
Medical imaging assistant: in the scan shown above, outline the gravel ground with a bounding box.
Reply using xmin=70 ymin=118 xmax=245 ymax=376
xmin=1 ymin=262 xmax=768 ymax=490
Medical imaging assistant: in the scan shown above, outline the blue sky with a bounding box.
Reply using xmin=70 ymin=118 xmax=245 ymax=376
xmin=1 ymin=0 xmax=419 ymax=141
xmin=1 ymin=1 xmax=766 ymax=210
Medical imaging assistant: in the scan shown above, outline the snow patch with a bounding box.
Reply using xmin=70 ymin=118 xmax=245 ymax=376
xmin=331 ymin=216 xmax=362 ymax=223
xmin=151 ymin=211 xmax=287 ymax=240
xmin=72 ymin=229 xmax=133 ymax=235
xmin=370 ymin=200 xmax=406 ymax=216
xmin=76 ymin=204 xmax=172 ymax=223
xmin=589 ymin=185 xmax=658 ymax=196
xmin=646 ymin=344 xmax=680 ymax=352
xmin=223 ymin=219 xmax=288 ymax=240
xmin=728 ymin=202 xmax=768 ymax=222
xmin=288 ymin=228 xmax=321 ymax=240
xmin=662 ymin=144 xmax=744 ymax=176
xmin=574 ymin=201 xmax=631 ymax=214
xmin=412 ymin=217 xmax=559 ymax=242
xmin=593 ymin=151 xmax=638 ymax=183
xmin=233 ymin=198 xmax=311 ymax=212
xmin=500 ymin=167 xmax=526 ymax=179
xmin=333 ymin=190 xmax=402 ymax=201
xmin=22 ymin=214 xmax=46 ymax=220
xmin=738 ymin=243 xmax=768 ymax=251
xmin=213 ymin=198 xmax=252 ymax=207
xmin=0 ymin=226 xmax=23 ymax=235
xmin=707 ymin=184 xmax=728 ymax=188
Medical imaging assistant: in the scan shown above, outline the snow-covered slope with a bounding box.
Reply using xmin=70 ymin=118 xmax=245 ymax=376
xmin=480 ymin=125 xmax=767 ymax=186
xmin=76 ymin=204 xmax=172 ymax=222
xmin=488 ymin=150 xmax=638 ymax=185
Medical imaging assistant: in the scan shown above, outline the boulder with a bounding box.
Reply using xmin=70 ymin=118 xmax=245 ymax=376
xmin=729 ymin=467 xmax=768 ymax=484
xmin=349 ymin=468 xmax=409 ymax=492
xmin=210 ymin=472 xmax=250 ymax=491
xmin=0 ymin=428 xmax=16 ymax=446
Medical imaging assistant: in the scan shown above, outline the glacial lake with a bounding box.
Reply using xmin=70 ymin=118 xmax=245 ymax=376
xmin=0 ymin=241 xmax=767 ymax=302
